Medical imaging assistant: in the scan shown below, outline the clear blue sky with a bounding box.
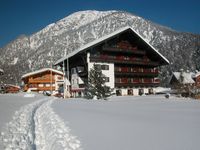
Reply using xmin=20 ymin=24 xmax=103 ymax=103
xmin=0 ymin=0 xmax=199 ymax=47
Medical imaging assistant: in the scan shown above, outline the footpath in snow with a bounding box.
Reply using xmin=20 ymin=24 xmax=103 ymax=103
xmin=0 ymin=93 xmax=43 ymax=130
xmin=0 ymin=95 xmax=81 ymax=150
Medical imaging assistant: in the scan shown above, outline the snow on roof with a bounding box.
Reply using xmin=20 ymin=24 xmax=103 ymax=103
xmin=22 ymin=68 xmax=63 ymax=79
xmin=65 ymin=78 xmax=71 ymax=85
xmin=78 ymin=77 xmax=84 ymax=84
xmin=173 ymin=72 xmax=195 ymax=84
xmin=55 ymin=26 xmax=169 ymax=65
xmin=5 ymin=84 xmax=20 ymax=89
xmin=154 ymin=87 xmax=171 ymax=93
xmin=195 ymin=72 xmax=200 ymax=78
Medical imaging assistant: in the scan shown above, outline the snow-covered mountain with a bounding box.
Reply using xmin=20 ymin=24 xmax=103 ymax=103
xmin=0 ymin=10 xmax=200 ymax=85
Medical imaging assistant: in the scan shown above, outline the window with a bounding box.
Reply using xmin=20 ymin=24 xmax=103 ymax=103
xmin=77 ymin=79 xmax=79 ymax=84
xmin=94 ymin=64 xmax=109 ymax=70
xmin=29 ymin=84 xmax=33 ymax=88
xmin=124 ymin=56 xmax=129 ymax=60
xmin=57 ymin=76 xmax=63 ymax=80
xmin=127 ymin=78 xmax=131 ymax=83
xmin=118 ymin=67 xmax=122 ymax=72
xmin=38 ymin=84 xmax=44 ymax=87
xmin=29 ymin=84 xmax=37 ymax=88
xmin=128 ymin=89 xmax=133 ymax=95
xmin=121 ymin=78 xmax=128 ymax=83
xmin=104 ymin=77 xmax=109 ymax=82
xmin=139 ymin=89 xmax=144 ymax=95
xmin=45 ymin=84 xmax=50 ymax=87
xmin=149 ymin=88 xmax=154 ymax=94
xmin=94 ymin=64 xmax=101 ymax=70
xmin=71 ymin=68 xmax=77 ymax=74
xmin=116 ymin=89 xmax=122 ymax=96
xmin=101 ymin=65 xmax=109 ymax=70
xmin=116 ymin=78 xmax=121 ymax=83
xmin=77 ymin=66 xmax=84 ymax=73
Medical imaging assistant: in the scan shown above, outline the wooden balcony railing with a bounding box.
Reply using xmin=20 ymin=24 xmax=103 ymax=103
xmin=102 ymin=46 xmax=145 ymax=55
xmin=116 ymin=41 xmax=138 ymax=50
xmin=115 ymin=78 xmax=160 ymax=84
xmin=115 ymin=78 xmax=160 ymax=87
xmin=90 ymin=55 xmax=159 ymax=66
xmin=24 ymin=85 xmax=56 ymax=91
xmin=115 ymin=67 xmax=159 ymax=77
xmin=115 ymin=82 xmax=160 ymax=87
xmin=28 ymin=78 xmax=55 ymax=83
xmin=36 ymin=87 xmax=56 ymax=91
xmin=115 ymin=67 xmax=159 ymax=73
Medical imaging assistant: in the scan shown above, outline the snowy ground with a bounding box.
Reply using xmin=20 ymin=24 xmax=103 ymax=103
xmin=53 ymin=95 xmax=200 ymax=150
xmin=0 ymin=93 xmax=44 ymax=129
xmin=0 ymin=93 xmax=42 ymax=149
xmin=0 ymin=94 xmax=200 ymax=150
xmin=0 ymin=93 xmax=80 ymax=150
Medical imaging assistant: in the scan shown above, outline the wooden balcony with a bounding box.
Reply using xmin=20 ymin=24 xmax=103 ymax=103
xmin=115 ymin=68 xmax=159 ymax=77
xmin=24 ymin=85 xmax=56 ymax=91
xmin=115 ymin=78 xmax=160 ymax=87
xmin=28 ymin=78 xmax=55 ymax=83
xmin=115 ymin=82 xmax=160 ymax=87
xmin=115 ymin=82 xmax=159 ymax=87
xmin=115 ymin=71 xmax=158 ymax=77
xmin=37 ymin=87 xmax=56 ymax=91
xmin=90 ymin=55 xmax=159 ymax=66
xmin=102 ymin=46 xmax=146 ymax=55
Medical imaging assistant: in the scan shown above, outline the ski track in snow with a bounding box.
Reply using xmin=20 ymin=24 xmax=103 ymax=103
xmin=0 ymin=97 xmax=81 ymax=150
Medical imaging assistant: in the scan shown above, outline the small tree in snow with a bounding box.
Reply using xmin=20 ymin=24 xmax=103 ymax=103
xmin=85 ymin=64 xmax=113 ymax=100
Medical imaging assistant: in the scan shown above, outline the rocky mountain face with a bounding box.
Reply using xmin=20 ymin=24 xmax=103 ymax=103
xmin=0 ymin=10 xmax=200 ymax=85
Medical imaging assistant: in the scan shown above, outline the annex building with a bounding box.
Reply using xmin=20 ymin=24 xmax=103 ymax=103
xmin=21 ymin=68 xmax=64 ymax=94
xmin=55 ymin=26 xmax=169 ymax=97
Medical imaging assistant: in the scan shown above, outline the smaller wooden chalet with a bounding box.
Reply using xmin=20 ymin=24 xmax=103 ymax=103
xmin=21 ymin=68 xmax=65 ymax=94
xmin=55 ymin=26 xmax=169 ymax=97
xmin=4 ymin=84 xmax=20 ymax=93
xmin=170 ymin=71 xmax=195 ymax=88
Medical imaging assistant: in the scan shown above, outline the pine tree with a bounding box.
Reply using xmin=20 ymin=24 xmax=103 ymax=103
xmin=85 ymin=64 xmax=113 ymax=100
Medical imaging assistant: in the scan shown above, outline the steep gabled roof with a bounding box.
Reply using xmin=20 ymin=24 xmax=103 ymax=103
xmin=171 ymin=72 xmax=195 ymax=84
xmin=21 ymin=68 xmax=63 ymax=79
xmin=55 ymin=26 xmax=169 ymax=65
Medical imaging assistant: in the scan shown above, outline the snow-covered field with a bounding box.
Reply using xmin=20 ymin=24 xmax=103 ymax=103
xmin=0 ymin=93 xmax=80 ymax=150
xmin=53 ymin=96 xmax=200 ymax=150
xmin=0 ymin=93 xmax=41 ymax=149
xmin=1 ymin=94 xmax=200 ymax=150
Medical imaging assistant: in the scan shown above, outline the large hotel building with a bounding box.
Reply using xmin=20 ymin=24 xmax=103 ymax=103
xmin=55 ymin=26 xmax=169 ymax=97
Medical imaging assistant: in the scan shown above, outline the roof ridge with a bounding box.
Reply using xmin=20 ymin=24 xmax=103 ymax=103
xmin=22 ymin=68 xmax=63 ymax=79
xmin=55 ymin=26 xmax=169 ymax=65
